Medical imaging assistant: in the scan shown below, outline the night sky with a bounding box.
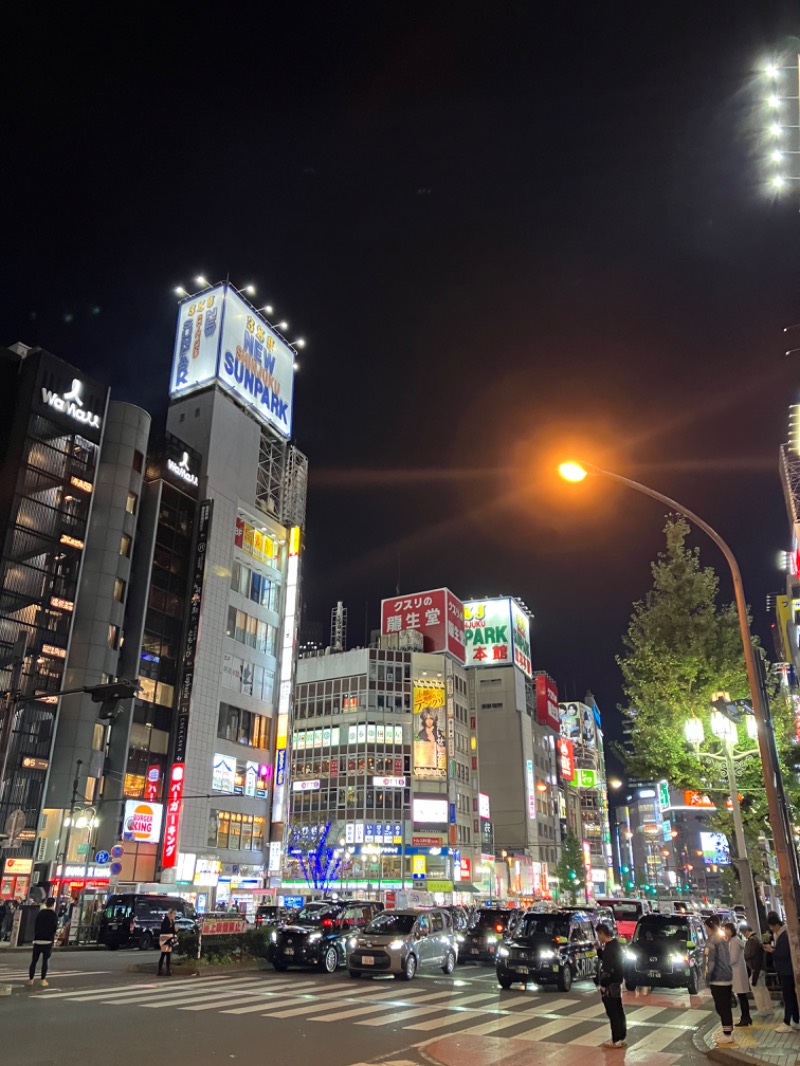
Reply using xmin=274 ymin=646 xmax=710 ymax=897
xmin=5 ymin=7 xmax=800 ymax=765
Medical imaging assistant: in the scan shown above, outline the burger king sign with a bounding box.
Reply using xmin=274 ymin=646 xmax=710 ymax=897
xmin=122 ymin=800 xmax=163 ymax=844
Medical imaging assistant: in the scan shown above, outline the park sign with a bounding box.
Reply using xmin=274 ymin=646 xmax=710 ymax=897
xmin=463 ymin=597 xmax=532 ymax=676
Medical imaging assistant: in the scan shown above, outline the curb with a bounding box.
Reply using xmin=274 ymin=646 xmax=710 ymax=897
xmin=694 ymin=1013 xmax=784 ymax=1066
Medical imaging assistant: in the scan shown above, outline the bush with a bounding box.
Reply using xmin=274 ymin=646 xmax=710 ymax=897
xmin=175 ymin=925 xmax=277 ymax=963
xmin=243 ymin=926 xmax=275 ymax=959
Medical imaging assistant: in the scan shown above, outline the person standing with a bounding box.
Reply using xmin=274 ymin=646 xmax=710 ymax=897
xmin=764 ymin=911 xmax=799 ymax=1031
xmin=158 ymin=908 xmax=177 ymax=976
xmin=25 ymin=898 xmax=58 ymax=988
xmin=743 ymin=926 xmax=765 ymax=988
xmin=705 ymin=915 xmax=735 ymax=1044
xmin=596 ymin=922 xmax=626 ymax=1049
xmin=723 ymin=922 xmax=752 ymax=1026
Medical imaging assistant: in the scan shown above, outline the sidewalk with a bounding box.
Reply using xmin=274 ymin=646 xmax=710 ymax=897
xmin=697 ymin=1004 xmax=800 ymax=1066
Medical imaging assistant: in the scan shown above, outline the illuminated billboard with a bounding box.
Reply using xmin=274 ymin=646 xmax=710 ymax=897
xmin=413 ymin=679 xmax=447 ymax=779
xmin=380 ymin=588 xmax=466 ymax=660
xmin=464 ymin=598 xmax=532 ymax=675
xmin=413 ymin=798 xmax=449 ymax=824
xmin=122 ymin=801 xmax=163 ymax=844
xmin=170 ymin=283 xmax=295 ymax=438
xmin=535 ymin=674 xmax=560 ymax=731
xmin=700 ymin=831 xmax=730 ymax=865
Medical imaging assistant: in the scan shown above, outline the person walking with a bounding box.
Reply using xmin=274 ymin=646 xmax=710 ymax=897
xmin=764 ymin=911 xmax=799 ymax=1031
xmin=596 ymin=921 xmax=626 ymax=1049
xmin=25 ymin=898 xmax=58 ymax=988
xmin=723 ymin=922 xmax=752 ymax=1026
xmin=157 ymin=908 xmax=178 ymax=976
xmin=705 ymin=915 xmax=735 ymax=1045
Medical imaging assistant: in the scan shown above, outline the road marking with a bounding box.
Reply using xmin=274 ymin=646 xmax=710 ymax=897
xmin=513 ymin=1016 xmax=593 ymax=1042
xmin=67 ymin=976 xmax=271 ymax=1003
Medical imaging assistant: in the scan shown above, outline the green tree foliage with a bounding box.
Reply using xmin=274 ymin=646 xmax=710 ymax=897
xmin=555 ymin=829 xmax=586 ymax=903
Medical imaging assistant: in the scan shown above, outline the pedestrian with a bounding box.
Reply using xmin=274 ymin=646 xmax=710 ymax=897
xmin=704 ymin=915 xmax=735 ymax=1045
xmin=764 ymin=911 xmax=799 ymax=1032
xmin=2 ymin=900 xmax=15 ymax=942
xmin=25 ymin=897 xmax=58 ymax=988
xmin=723 ymin=922 xmax=752 ymax=1026
xmin=743 ymin=925 xmax=765 ymax=987
xmin=596 ymin=921 xmax=626 ymax=1049
xmin=158 ymin=907 xmax=178 ymax=976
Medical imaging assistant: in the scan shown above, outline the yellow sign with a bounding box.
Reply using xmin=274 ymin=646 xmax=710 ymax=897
xmin=411 ymin=856 xmax=426 ymax=875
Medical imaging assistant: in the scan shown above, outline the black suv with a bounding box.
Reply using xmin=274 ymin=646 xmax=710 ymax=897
xmin=459 ymin=908 xmax=518 ymax=964
xmin=255 ymin=905 xmax=296 ymax=928
xmin=269 ymin=900 xmax=381 ymax=973
xmin=496 ymin=910 xmax=598 ymax=991
xmin=624 ymin=913 xmax=707 ymax=994
xmin=98 ymin=894 xmax=196 ymax=950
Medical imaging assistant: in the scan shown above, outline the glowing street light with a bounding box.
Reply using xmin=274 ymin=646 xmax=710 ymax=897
xmin=293 ymin=338 xmax=306 ymax=348
xmin=768 ymin=94 xmax=781 ymax=109
xmin=195 ymin=274 xmax=208 ymax=287
xmin=558 ymin=461 xmax=588 ymax=483
xmin=174 ymin=286 xmax=187 ymax=296
xmin=242 ymin=284 xmax=256 ymax=295
xmin=766 ymin=63 xmax=779 ymax=78
xmin=771 ymin=149 xmax=784 ymax=163
xmin=769 ymin=123 xmax=783 ymax=137
xmin=772 ymin=175 xmax=787 ymax=190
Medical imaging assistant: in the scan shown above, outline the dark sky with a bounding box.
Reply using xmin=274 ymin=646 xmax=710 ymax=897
xmin=5 ymin=6 xmax=800 ymax=763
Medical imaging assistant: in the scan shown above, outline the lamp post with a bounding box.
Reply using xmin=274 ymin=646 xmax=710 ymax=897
xmin=559 ymin=460 xmax=800 ymax=1005
xmin=684 ymin=711 xmax=760 ymax=932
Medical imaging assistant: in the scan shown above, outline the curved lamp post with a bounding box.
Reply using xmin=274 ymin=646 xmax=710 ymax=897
xmin=560 ymin=459 xmax=800 ymax=1003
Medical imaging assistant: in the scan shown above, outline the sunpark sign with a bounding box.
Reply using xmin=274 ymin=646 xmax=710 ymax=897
xmin=170 ymin=283 xmax=295 ymax=439
xmin=41 ymin=379 xmax=102 ymax=431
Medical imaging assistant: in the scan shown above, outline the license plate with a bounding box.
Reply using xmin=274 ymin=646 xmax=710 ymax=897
xmin=284 ymin=948 xmax=294 ymax=956
xmin=648 ymin=970 xmax=660 ymax=978
xmin=517 ymin=966 xmax=529 ymax=974
xmin=471 ymin=949 xmax=480 ymax=954
xmin=361 ymin=955 xmax=374 ymax=965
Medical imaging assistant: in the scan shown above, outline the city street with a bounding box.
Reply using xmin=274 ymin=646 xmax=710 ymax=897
xmin=1 ymin=951 xmax=712 ymax=1066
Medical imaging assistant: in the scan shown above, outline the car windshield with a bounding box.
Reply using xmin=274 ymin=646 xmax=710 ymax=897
xmin=518 ymin=916 xmax=570 ymax=939
xmin=365 ymin=913 xmax=416 ymax=934
xmin=608 ymin=902 xmax=643 ymax=921
xmin=296 ymin=905 xmax=335 ymax=923
xmin=633 ymin=920 xmax=689 ymax=944
xmin=471 ymin=911 xmax=509 ymax=930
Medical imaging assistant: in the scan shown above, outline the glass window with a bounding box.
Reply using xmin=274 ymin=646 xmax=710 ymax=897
xmin=133 ymin=450 xmax=144 ymax=473
xmin=107 ymin=624 xmax=119 ymax=649
xmin=119 ymin=534 xmax=132 ymax=557
xmin=114 ymin=577 xmax=126 ymax=602
xmin=126 ymin=491 xmax=138 ymax=514
xmin=228 ymin=813 xmax=242 ymax=850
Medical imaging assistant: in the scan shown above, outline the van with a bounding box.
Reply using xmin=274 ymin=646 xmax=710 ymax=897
xmin=98 ymin=894 xmax=195 ymax=950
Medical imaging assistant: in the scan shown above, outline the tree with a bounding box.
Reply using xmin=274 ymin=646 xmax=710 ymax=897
xmin=287 ymin=821 xmax=352 ymax=895
xmin=555 ymin=829 xmax=586 ymax=903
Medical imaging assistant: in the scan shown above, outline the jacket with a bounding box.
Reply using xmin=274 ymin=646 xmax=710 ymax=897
xmin=33 ymin=907 xmax=58 ymax=945
xmin=772 ymin=928 xmax=793 ymax=977
xmin=744 ymin=933 xmax=764 ymax=984
xmin=598 ymin=938 xmax=624 ymax=994
xmin=705 ymin=933 xmax=733 ymax=984
xmin=728 ymin=935 xmax=750 ymax=995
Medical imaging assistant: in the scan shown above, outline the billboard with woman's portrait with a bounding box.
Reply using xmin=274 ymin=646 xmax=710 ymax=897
xmin=413 ymin=679 xmax=447 ymax=779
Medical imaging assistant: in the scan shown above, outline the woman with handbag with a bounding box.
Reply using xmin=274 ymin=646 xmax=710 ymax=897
xmin=158 ymin=908 xmax=178 ymax=977
xmin=723 ymin=922 xmax=752 ymax=1026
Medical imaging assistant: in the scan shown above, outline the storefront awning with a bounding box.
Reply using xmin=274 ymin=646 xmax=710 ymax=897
xmin=454 ymin=882 xmax=480 ymax=894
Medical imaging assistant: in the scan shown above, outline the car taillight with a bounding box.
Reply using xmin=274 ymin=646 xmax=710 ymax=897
xmin=495 ymin=923 xmax=504 ymax=933
xmin=322 ymin=918 xmax=333 ymax=928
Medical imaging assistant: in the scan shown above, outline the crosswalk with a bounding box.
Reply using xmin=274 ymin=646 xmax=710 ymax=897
xmin=0 ymin=967 xmax=110 ymax=980
xmin=27 ymin=972 xmax=709 ymax=1052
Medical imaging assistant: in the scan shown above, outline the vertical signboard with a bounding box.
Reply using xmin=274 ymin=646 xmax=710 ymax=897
xmin=510 ymin=601 xmax=533 ymax=677
xmin=464 ymin=598 xmax=532 ymax=674
xmin=160 ymin=764 xmax=185 ymax=870
xmin=534 ymin=675 xmax=560 ymax=731
xmin=380 ymin=588 xmax=466 ymax=662
xmin=412 ymin=679 xmax=447 ymax=779
xmin=272 ymin=526 xmax=301 ymax=824
xmin=526 ymin=759 xmax=536 ymax=819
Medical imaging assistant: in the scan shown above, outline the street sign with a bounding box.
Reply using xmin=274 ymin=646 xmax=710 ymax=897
xmin=658 ymin=780 xmax=670 ymax=808
xmin=95 ymin=850 xmax=110 ymax=865
xmin=110 ymin=862 xmax=123 ymax=875
xmin=110 ymin=844 xmax=124 ymax=859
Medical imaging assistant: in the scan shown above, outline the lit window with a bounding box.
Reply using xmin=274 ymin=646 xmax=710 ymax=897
xmin=108 ymin=625 xmax=120 ymax=650
xmin=119 ymin=533 xmax=132 ymax=557
xmin=126 ymin=492 xmax=137 ymax=515
xmin=114 ymin=578 xmax=126 ymax=602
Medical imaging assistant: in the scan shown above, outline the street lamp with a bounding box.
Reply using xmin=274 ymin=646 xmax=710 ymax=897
xmin=559 ymin=459 xmax=800 ymax=999
xmin=683 ymin=706 xmax=760 ymax=933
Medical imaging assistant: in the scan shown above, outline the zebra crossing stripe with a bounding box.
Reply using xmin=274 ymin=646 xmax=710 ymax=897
xmin=312 ymin=1002 xmax=402 ymax=1023
xmin=425 ymin=1007 xmax=539 ymax=1036
xmin=402 ymin=989 xmax=515 ymax=1031
xmin=140 ymin=981 xmax=278 ymax=1009
xmin=623 ymin=1005 xmax=667 ymax=1026
xmin=66 ymin=977 xmax=269 ymax=1003
xmin=512 ymin=1016 xmax=594 ymax=1042
xmin=41 ymin=981 xmax=167 ymax=1000
xmin=624 ymin=1025 xmax=687 ymax=1052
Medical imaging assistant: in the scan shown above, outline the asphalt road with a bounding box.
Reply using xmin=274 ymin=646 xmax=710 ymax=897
xmin=1 ymin=950 xmax=713 ymax=1066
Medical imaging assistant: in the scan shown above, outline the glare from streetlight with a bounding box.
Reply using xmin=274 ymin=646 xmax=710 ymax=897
xmin=174 ymin=286 xmax=187 ymax=296
xmin=195 ymin=274 xmax=208 ymax=287
xmin=771 ymin=149 xmax=784 ymax=163
xmin=769 ymin=123 xmax=783 ymax=137
xmin=768 ymin=95 xmax=781 ymax=109
xmin=558 ymin=461 xmax=588 ymax=483
xmin=772 ymin=175 xmax=787 ymax=190
xmin=242 ymin=284 xmax=256 ymax=295
xmin=766 ymin=63 xmax=779 ymax=77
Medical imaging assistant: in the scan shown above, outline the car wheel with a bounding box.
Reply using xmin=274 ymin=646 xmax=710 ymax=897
xmin=107 ymin=942 xmax=119 ymax=951
xmin=625 ymin=979 xmax=636 ymax=992
xmin=441 ymin=951 xmax=455 ymax=975
xmin=139 ymin=932 xmax=153 ymax=951
xmin=348 ymin=970 xmax=361 ymax=979
xmin=273 ymin=962 xmax=288 ymax=972
xmin=556 ymin=965 xmax=572 ymax=992
xmin=399 ymin=954 xmax=417 ymax=981
xmin=687 ymin=969 xmax=698 ymax=996
xmin=321 ymin=946 xmax=338 ymax=974
xmin=497 ymin=974 xmax=514 ymax=989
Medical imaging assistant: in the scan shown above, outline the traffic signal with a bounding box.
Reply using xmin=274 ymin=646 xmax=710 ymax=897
xmin=85 ymin=680 xmax=138 ymax=721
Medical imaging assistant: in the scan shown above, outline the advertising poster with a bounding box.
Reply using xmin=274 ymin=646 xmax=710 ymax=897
xmin=535 ymin=674 xmax=560 ymax=731
xmin=464 ymin=597 xmax=532 ymax=674
xmin=122 ymin=801 xmax=163 ymax=844
xmin=412 ymin=679 xmax=447 ymax=779
xmin=380 ymin=588 xmax=466 ymax=661
xmin=560 ymin=702 xmax=581 ymax=741
xmin=700 ymin=831 xmax=731 ymax=865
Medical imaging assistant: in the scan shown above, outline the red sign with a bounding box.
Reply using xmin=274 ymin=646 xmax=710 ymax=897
xmin=412 ymin=836 xmax=443 ymax=847
xmin=558 ymin=737 xmax=575 ymax=780
xmin=161 ymin=763 xmax=185 ymax=870
xmin=381 ymin=588 xmax=466 ymax=662
xmin=145 ymin=765 xmax=161 ymax=803
xmin=684 ymin=790 xmax=715 ymax=809
xmin=234 ymin=517 xmax=244 ymax=548
xmin=535 ymin=675 xmax=560 ymax=732
xmin=201 ymin=916 xmax=247 ymax=936
xmin=458 ymin=857 xmax=472 ymax=880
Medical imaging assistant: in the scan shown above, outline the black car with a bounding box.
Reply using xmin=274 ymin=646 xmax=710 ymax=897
xmin=496 ymin=910 xmax=598 ymax=991
xmin=98 ymin=894 xmax=195 ymax=950
xmin=561 ymin=905 xmax=617 ymax=937
xmin=459 ymin=908 xmax=517 ymax=964
xmin=624 ymin=913 xmax=707 ymax=994
xmin=269 ymin=900 xmax=381 ymax=973
xmin=255 ymin=905 xmax=296 ymax=928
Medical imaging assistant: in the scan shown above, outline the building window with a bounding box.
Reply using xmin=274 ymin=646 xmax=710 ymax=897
xmin=208 ymin=811 xmax=266 ymax=851
xmin=114 ymin=577 xmax=126 ymax=602
xmin=133 ymin=450 xmax=144 ymax=473
xmin=217 ymin=702 xmax=271 ymax=749
xmin=119 ymin=533 xmax=132 ymax=557
xmin=126 ymin=491 xmax=138 ymax=515
xmin=108 ymin=625 xmax=120 ymax=650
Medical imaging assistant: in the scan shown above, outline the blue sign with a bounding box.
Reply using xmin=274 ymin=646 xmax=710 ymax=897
xmin=111 ymin=844 xmax=124 ymax=859
xmin=276 ymin=748 xmax=287 ymax=786
xmin=110 ymin=862 xmax=123 ymax=876
xmin=95 ymin=850 xmax=110 ymax=865
xmin=449 ymin=802 xmax=456 ymax=825
xmin=281 ymin=895 xmax=304 ymax=909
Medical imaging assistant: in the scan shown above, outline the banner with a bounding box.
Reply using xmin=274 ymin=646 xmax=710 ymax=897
xmin=413 ymin=679 xmax=447 ymax=779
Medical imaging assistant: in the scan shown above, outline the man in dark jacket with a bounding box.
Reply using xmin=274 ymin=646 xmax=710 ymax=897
xmin=597 ymin=922 xmax=626 ymax=1048
xmin=743 ymin=926 xmax=764 ymax=986
xmin=26 ymin=897 xmax=58 ymax=987
xmin=765 ymin=911 xmax=799 ymax=1031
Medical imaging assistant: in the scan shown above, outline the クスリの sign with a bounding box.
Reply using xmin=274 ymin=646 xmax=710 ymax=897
xmin=380 ymin=588 xmax=466 ymax=661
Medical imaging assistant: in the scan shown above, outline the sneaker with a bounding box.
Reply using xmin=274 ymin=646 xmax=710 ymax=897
xmin=775 ymin=1023 xmax=794 ymax=1032
xmin=735 ymin=1020 xmax=752 ymax=1027
xmin=24 ymin=979 xmax=33 ymax=987
xmin=40 ymin=979 xmax=49 ymax=988
xmin=717 ymin=1034 xmax=735 ymax=1044
xmin=601 ymin=1041 xmax=625 ymax=1049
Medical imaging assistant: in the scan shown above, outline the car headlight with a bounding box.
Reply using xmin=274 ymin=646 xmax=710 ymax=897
xmin=388 ymin=939 xmax=405 ymax=951
xmin=669 ymin=952 xmax=689 ymax=965
xmin=347 ymin=937 xmax=358 ymax=949
xmin=624 ymin=950 xmax=636 ymax=962
xmin=539 ymin=949 xmax=555 ymax=960
xmin=456 ymin=934 xmax=465 ymax=944
xmin=270 ymin=931 xmax=278 ymax=943
xmin=497 ymin=946 xmax=510 ymax=958
xmin=486 ymin=935 xmax=498 ymax=944
xmin=307 ymin=933 xmax=322 ymax=941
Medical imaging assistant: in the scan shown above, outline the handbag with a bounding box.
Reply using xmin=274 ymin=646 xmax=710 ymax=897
xmin=753 ymin=976 xmax=772 ymax=1014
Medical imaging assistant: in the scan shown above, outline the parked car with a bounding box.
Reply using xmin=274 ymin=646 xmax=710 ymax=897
xmin=624 ymin=912 xmax=706 ymax=994
xmin=560 ymin=906 xmax=617 ymax=937
xmin=255 ymin=905 xmax=295 ymax=928
xmin=595 ymin=898 xmax=651 ymax=941
xmin=98 ymin=894 xmax=196 ymax=950
xmin=459 ymin=908 xmax=517 ymax=964
xmin=347 ymin=908 xmax=458 ymax=980
xmin=269 ymin=900 xmax=380 ymax=973
xmin=444 ymin=905 xmax=471 ymax=932
xmin=496 ymin=909 xmax=598 ymax=992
